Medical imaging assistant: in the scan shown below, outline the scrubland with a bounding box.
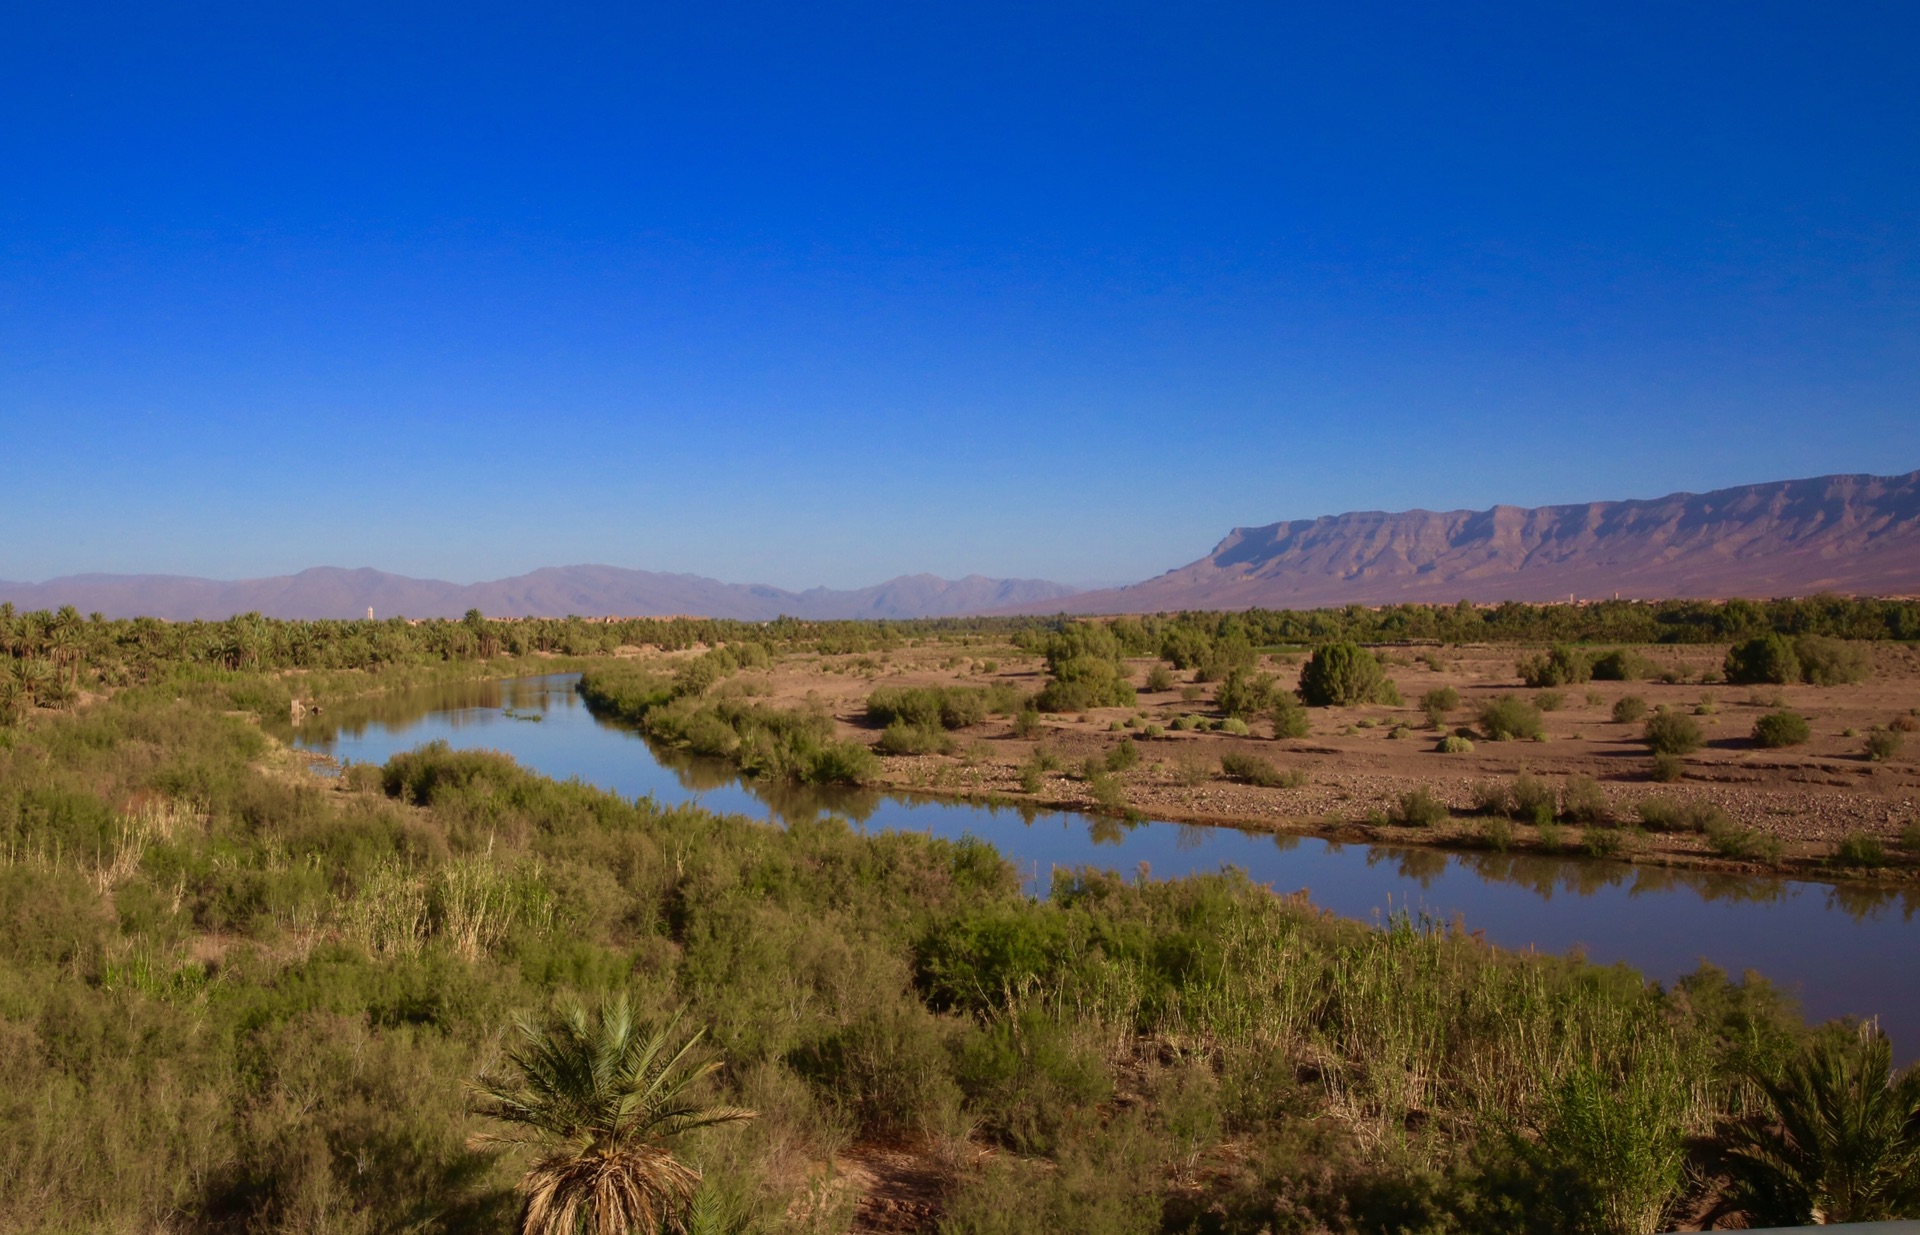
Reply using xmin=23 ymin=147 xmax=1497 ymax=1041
xmin=2 ymin=601 xmax=1918 ymax=1232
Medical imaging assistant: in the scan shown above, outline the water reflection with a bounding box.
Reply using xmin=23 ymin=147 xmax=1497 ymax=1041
xmin=289 ymin=672 xmax=1920 ymax=1058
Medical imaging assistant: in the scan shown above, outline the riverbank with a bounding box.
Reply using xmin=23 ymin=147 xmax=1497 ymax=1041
xmin=577 ymin=638 xmax=1920 ymax=886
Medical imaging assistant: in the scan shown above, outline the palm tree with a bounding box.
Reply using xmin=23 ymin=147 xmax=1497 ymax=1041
xmin=1718 ymin=1023 xmax=1920 ymax=1226
xmin=471 ymin=997 xmax=755 ymax=1235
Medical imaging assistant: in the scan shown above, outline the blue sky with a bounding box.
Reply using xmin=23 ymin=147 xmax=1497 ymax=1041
xmin=3 ymin=2 xmax=1916 ymax=589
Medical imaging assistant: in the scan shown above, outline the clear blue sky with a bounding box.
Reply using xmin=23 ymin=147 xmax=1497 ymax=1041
xmin=4 ymin=2 xmax=1916 ymax=589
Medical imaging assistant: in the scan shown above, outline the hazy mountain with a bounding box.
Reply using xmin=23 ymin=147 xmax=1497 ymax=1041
xmin=0 ymin=566 xmax=1081 ymax=621
xmin=1042 ymin=470 xmax=1920 ymax=614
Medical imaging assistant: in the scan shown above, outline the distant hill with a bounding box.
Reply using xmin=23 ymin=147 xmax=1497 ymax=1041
xmin=1043 ymin=470 xmax=1920 ymax=614
xmin=0 ymin=566 xmax=1082 ymax=622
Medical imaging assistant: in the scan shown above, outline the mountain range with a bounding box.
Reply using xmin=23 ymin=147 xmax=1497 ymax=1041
xmin=0 ymin=567 xmax=1082 ymax=622
xmin=5 ymin=470 xmax=1918 ymax=620
xmin=1045 ymin=469 xmax=1920 ymax=613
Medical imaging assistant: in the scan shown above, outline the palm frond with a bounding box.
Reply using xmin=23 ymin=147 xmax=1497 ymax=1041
xmin=469 ymin=995 xmax=757 ymax=1235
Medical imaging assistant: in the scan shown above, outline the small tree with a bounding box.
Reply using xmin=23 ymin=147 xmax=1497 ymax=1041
xmin=1269 ymin=693 xmax=1311 ymax=739
xmin=472 ymin=997 xmax=755 ymax=1235
xmin=1517 ymin=644 xmax=1592 ymax=688
xmin=1724 ymin=634 xmax=1800 ymax=686
xmin=1297 ymin=643 xmax=1398 ymax=707
xmin=1643 ymin=709 xmax=1705 ymax=755
xmin=1751 ymin=710 xmax=1811 ymax=749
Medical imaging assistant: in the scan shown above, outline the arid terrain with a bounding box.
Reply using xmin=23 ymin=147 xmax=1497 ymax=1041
xmin=632 ymin=638 xmax=1920 ymax=878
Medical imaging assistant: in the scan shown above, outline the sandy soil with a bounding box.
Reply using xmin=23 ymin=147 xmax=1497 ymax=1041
xmin=712 ymin=639 xmax=1920 ymax=880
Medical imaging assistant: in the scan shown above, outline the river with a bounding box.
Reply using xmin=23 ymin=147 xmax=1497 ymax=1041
xmin=289 ymin=672 xmax=1920 ymax=1057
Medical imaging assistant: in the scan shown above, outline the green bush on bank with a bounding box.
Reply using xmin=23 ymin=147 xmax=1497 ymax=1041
xmin=866 ymin=683 xmax=1021 ymax=730
xmin=1296 ymin=642 xmax=1400 ymax=707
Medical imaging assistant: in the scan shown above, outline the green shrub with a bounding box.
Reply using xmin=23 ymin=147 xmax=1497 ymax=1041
xmin=1583 ymin=826 xmax=1628 ymax=859
xmin=1419 ymin=686 xmax=1459 ymax=728
xmin=1536 ymin=689 xmax=1565 ymax=712
xmin=1643 ymin=709 xmax=1705 ymax=755
xmin=1611 ymin=696 xmax=1648 ymax=724
xmin=1636 ymin=798 xmax=1729 ymax=834
xmin=1296 ymin=643 xmax=1399 ymax=707
xmin=1470 ymin=781 xmax=1510 ymax=814
xmin=1437 ymin=734 xmax=1474 ymax=753
xmin=1590 ymin=648 xmax=1657 ymax=681
xmin=1219 ymin=752 xmax=1290 ymax=787
xmin=864 ymin=679 xmax=998 ymax=729
xmin=1651 ymin=752 xmax=1686 ymax=782
xmin=1510 ymin=773 xmax=1557 ymax=825
xmin=1705 ymin=818 xmax=1784 ymax=863
xmin=1388 ymin=788 xmax=1449 ymax=827
xmin=1269 ymin=694 xmax=1311 ymax=739
xmin=1724 ymin=634 xmax=1800 ymax=686
xmin=1750 ymin=710 xmax=1811 ymax=749
xmin=1902 ymin=820 xmax=1920 ymax=852
xmin=1517 ymin=644 xmax=1591 ymax=687
xmin=1104 ymin=740 xmax=1139 ymax=772
xmin=1864 ymin=728 xmax=1903 ymax=762
xmin=1215 ymin=668 xmax=1278 ymax=718
xmin=1560 ymin=775 xmax=1609 ymax=824
xmin=1011 ymin=708 xmax=1041 ymax=738
xmin=1479 ymin=816 xmax=1513 ymax=851
xmin=1219 ymin=717 xmax=1250 ymax=736
xmin=1793 ymin=634 xmax=1871 ymax=686
xmin=1144 ymin=664 xmax=1175 ymax=692
xmin=877 ymin=720 xmax=955 ymax=756
xmin=1035 ymin=626 xmax=1137 ymax=712
xmin=1477 ymin=695 xmax=1545 ymax=742
xmin=1833 ymin=833 xmax=1885 ymax=868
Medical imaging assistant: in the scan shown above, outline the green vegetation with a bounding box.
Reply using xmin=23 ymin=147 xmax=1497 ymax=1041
xmin=1724 ymin=633 xmax=1802 ymax=686
xmin=1751 ymin=710 xmax=1812 ymax=749
xmin=876 ymin=720 xmax=956 ymax=756
xmin=1388 ymin=787 xmax=1449 ymax=827
xmin=1833 ymin=832 xmax=1887 ymax=869
xmin=1296 ymin=641 xmax=1400 ymax=707
xmin=1217 ymin=751 xmax=1301 ymax=787
xmin=1705 ymin=817 xmax=1786 ymax=863
xmin=1590 ymin=648 xmax=1658 ymax=681
xmin=1477 ymin=694 xmax=1546 ymax=742
xmin=1419 ymin=685 xmax=1459 ymax=728
xmin=2 ymin=606 xmax=1918 ymax=1231
xmin=1034 ymin=625 xmax=1137 ymax=712
xmin=1642 ymin=708 xmax=1706 ymax=755
xmin=1214 ymin=667 xmax=1279 ymax=718
xmin=579 ymin=665 xmax=878 ymax=785
xmin=1650 ymin=752 xmax=1686 ymax=782
xmin=1437 ymin=733 xmax=1475 ymax=753
xmin=867 ymin=683 xmax=1021 ymax=730
xmin=1719 ymin=1025 xmax=1920 ymax=1225
xmin=1794 ymin=634 xmax=1874 ymax=686
xmin=1865 ymin=728 xmax=1905 ymax=762
xmin=471 ymin=998 xmax=756 ymax=1235
xmin=1635 ymin=798 xmax=1730 ymax=835
xmin=1268 ymin=693 xmax=1311 ymax=739
xmin=1517 ymin=644 xmax=1591 ymax=688
xmin=1143 ymin=663 xmax=1174 ymax=692
xmin=1611 ymin=695 xmax=1648 ymax=724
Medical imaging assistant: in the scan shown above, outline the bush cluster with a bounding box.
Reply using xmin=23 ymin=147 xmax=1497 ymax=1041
xmin=1751 ymin=710 xmax=1811 ymax=749
xmin=1296 ymin=643 xmax=1400 ymax=707
xmin=1516 ymin=644 xmax=1592 ymax=688
xmin=1477 ymin=695 xmax=1546 ymax=742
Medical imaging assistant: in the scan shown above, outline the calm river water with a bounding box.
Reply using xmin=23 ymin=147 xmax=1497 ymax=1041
xmin=291 ymin=673 xmax=1920 ymax=1058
